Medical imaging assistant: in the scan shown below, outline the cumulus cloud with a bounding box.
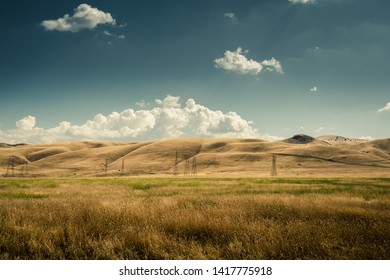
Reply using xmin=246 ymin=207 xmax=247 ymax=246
xmin=155 ymin=95 xmax=181 ymax=108
xmin=214 ymin=47 xmax=283 ymax=75
xmin=289 ymin=0 xmax=316 ymax=4
xmin=310 ymin=86 xmax=319 ymax=92
xmin=0 ymin=96 xmax=279 ymax=144
xmin=16 ymin=116 xmax=36 ymax=130
xmin=261 ymin=58 xmax=283 ymax=73
xmin=41 ymin=4 xmax=116 ymax=32
xmin=377 ymin=102 xmax=390 ymax=113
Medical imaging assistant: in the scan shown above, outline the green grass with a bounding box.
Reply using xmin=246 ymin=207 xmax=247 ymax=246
xmin=0 ymin=179 xmax=59 ymax=189
xmin=0 ymin=177 xmax=389 ymax=259
xmin=0 ymin=192 xmax=49 ymax=199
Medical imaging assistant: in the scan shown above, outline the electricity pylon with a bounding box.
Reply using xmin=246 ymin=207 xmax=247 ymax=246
xmin=183 ymin=154 xmax=190 ymax=176
xmin=173 ymin=150 xmax=179 ymax=176
xmin=270 ymin=154 xmax=277 ymax=177
xmin=6 ymin=157 xmax=15 ymax=177
xmin=191 ymin=156 xmax=197 ymax=176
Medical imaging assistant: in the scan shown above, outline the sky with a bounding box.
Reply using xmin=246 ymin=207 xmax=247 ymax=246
xmin=1 ymin=0 xmax=389 ymax=144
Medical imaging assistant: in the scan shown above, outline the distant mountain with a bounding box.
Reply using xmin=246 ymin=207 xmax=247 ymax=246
xmin=0 ymin=143 xmax=28 ymax=147
xmin=283 ymin=134 xmax=316 ymax=144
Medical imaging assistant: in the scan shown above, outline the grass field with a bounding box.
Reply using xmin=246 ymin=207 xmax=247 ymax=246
xmin=0 ymin=177 xmax=389 ymax=260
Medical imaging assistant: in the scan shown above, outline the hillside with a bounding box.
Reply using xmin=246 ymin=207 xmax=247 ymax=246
xmin=1 ymin=135 xmax=390 ymax=177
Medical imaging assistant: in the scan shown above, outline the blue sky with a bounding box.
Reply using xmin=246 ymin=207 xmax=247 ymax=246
xmin=0 ymin=0 xmax=389 ymax=143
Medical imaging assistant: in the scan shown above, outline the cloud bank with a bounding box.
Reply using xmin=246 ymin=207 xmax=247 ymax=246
xmin=0 ymin=96 xmax=279 ymax=144
xmin=41 ymin=4 xmax=116 ymax=32
xmin=214 ymin=48 xmax=283 ymax=75
xmin=377 ymin=102 xmax=390 ymax=113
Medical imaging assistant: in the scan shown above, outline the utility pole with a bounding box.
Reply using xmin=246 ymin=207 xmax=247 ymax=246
xmin=121 ymin=159 xmax=125 ymax=176
xmin=270 ymin=154 xmax=277 ymax=177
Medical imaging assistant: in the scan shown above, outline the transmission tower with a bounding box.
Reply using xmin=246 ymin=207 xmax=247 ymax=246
xmin=103 ymin=158 xmax=109 ymax=174
xmin=270 ymin=154 xmax=277 ymax=177
xmin=183 ymin=154 xmax=190 ymax=176
xmin=173 ymin=150 xmax=179 ymax=176
xmin=191 ymin=156 xmax=197 ymax=176
xmin=19 ymin=161 xmax=29 ymax=176
xmin=6 ymin=157 xmax=15 ymax=177
xmin=121 ymin=159 xmax=125 ymax=175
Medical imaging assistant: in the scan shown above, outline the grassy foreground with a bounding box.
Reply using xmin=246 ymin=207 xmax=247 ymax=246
xmin=0 ymin=177 xmax=389 ymax=260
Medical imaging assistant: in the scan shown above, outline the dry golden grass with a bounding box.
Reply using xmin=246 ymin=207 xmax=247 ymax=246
xmin=0 ymin=177 xmax=389 ymax=260
xmin=1 ymin=138 xmax=390 ymax=177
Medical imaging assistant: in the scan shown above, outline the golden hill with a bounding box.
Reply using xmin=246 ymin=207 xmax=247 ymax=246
xmin=1 ymin=135 xmax=390 ymax=177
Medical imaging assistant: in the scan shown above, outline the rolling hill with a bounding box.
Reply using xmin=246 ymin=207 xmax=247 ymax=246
xmin=1 ymin=135 xmax=390 ymax=177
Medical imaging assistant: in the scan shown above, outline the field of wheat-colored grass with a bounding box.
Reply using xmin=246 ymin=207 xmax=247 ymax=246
xmin=0 ymin=177 xmax=389 ymax=260
xmin=2 ymin=138 xmax=390 ymax=177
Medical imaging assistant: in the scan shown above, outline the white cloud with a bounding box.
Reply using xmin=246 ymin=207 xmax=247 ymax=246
xmin=0 ymin=96 xmax=280 ymax=144
xmin=16 ymin=116 xmax=36 ymax=130
xmin=41 ymin=4 xmax=116 ymax=32
xmin=214 ymin=47 xmax=283 ymax=75
xmin=310 ymin=86 xmax=319 ymax=92
xmin=136 ymin=100 xmax=148 ymax=108
xmin=155 ymin=95 xmax=181 ymax=108
xmin=103 ymin=30 xmax=125 ymax=39
xmin=215 ymin=48 xmax=262 ymax=75
xmin=315 ymin=127 xmax=324 ymax=133
xmin=289 ymin=0 xmax=316 ymax=4
xmin=261 ymin=57 xmax=283 ymax=73
xmin=377 ymin=102 xmax=390 ymax=113
xmin=224 ymin=13 xmax=238 ymax=23
xmin=359 ymin=136 xmax=375 ymax=141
